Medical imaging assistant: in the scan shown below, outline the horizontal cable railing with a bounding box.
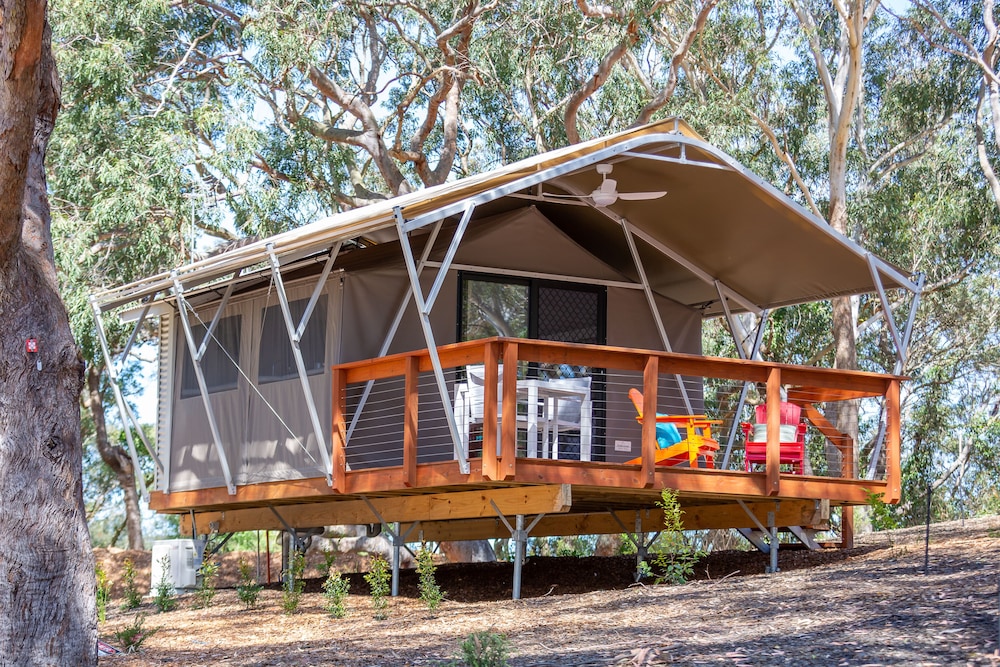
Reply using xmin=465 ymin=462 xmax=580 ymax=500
xmin=331 ymin=337 xmax=901 ymax=495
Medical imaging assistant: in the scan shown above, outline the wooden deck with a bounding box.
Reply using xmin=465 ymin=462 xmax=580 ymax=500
xmin=151 ymin=338 xmax=902 ymax=543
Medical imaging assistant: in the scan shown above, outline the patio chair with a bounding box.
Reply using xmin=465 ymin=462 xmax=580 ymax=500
xmin=624 ymin=388 xmax=719 ymax=468
xmin=540 ymin=376 xmax=593 ymax=461
xmin=453 ymin=364 xmax=504 ymax=458
xmin=740 ymin=402 xmax=806 ymax=474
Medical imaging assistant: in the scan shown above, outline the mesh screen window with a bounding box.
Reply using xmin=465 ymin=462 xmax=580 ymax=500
xmin=258 ymin=295 xmax=328 ymax=384
xmin=179 ymin=314 xmax=242 ymax=399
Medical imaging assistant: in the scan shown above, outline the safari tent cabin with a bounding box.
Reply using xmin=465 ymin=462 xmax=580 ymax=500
xmin=92 ymin=118 xmax=920 ymax=563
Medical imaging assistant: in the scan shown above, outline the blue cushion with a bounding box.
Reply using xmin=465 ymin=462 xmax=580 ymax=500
xmin=655 ymin=422 xmax=682 ymax=449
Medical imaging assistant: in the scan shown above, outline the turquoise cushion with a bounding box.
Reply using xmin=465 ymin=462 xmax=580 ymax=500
xmin=655 ymin=422 xmax=682 ymax=449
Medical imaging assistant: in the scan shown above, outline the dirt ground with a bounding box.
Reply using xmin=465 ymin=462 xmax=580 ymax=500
xmin=97 ymin=516 xmax=1000 ymax=666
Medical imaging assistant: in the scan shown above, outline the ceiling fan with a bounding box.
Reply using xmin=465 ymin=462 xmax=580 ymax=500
xmin=546 ymin=164 xmax=667 ymax=207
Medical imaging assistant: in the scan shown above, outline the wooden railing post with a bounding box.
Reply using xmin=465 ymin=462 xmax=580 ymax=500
xmin=885 ymin=379 xmax=902 ymax=503
xmin=500 ymin=342 xmax=518 ymax=480
xmin=482 ymin=342 xmax=499 ymax=480
xmin=403 ymin=355 xmax=419 ymax=487
xmin=765 ymin=366 xmax=781 ymax=496
xmin=331 ymin=367 xmax=348 ymax=493
xmin=641 ymin=355 xmax=659 ymax=488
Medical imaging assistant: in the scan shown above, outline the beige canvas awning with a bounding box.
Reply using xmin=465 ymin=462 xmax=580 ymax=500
xmin=92 ymin=117 xmax=917 ymax=316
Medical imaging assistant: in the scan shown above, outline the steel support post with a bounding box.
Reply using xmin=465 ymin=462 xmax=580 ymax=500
xmin=768 ymin=511 xmax=780 ymax=574
xmin=490 ymin=501 xmax=544 ymax=600
xmin=266 ymin=243 xmax=335 ymax=484
xmin=172 ymin=274 xmax=237 ymax=494
xmin=392 ymin=521 xmax=401 ymax=598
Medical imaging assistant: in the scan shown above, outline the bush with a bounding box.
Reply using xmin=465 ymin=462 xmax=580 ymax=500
xmin=196 ymin=558 xmax=219 ymax=608
xmin=416 ymin=544 xmax=444 ymax=611
xmin=236 ymin=557 xmax=263 ymax=610
xmin=153 ymin=554 xmax=176 ymax=612
xmin=322 ymin=570 xmax=350 ymax=618
xmin=281 ymin=551 xmax=306 ymax=615
xmin=114 ymin=614 xmax=157 ymax=653
xmin=364 ymin=555 xmax=391 ymax=620
xmin=458 ymin=631 xmax=509 ymax=667
xmin=121 ymin=558 xmax=142 ymax=610
xmin=650 ymin=489 xmax=703 ymax=585
xmin=96 ymin=565 xmax=111 ymax=623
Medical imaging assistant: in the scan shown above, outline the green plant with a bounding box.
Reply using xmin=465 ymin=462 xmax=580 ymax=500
xmin=114 ymin=614 xmax=157 ymax=653
xmin=457 ymin=631 xmax=509 ymax=667
xmin=322 ymin=570 xmax=350 ymax=618
xmin=281 ymin=551 xmax=306 ymax=615
xmin=95 ymin=565 xmax=111 ymax=623
xmin=364 ymin=555 xmax=391 ymax=620
xmin=153 ymin=554 xmax=176 ymax=612
xmin=416 ymin=544 xmax=444 ymax=611
xmin=121 ymin=558 xmax=142 ymax=610
xmin=196 ymin=558 xmax=219 ymax=608
xmin=865 ymin=489 xmax=901 ymax=531
xmin=320 ymin=546 xmax=338 ymax=577
xmin=650 ymin=489 xmax=703 ymax=585
xmin=236 ymin=557 xmax=263 ymax=610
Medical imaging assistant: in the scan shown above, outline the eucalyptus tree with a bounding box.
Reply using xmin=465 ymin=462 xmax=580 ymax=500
xmin=0 ymin=1 xmax=97 ymax=663
xmin=49 ymin=0 xmax=228 ymax=549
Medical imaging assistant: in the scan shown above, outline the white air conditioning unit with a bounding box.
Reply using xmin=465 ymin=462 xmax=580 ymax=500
xmin=150 ymin=539 xmax=205 ymax=591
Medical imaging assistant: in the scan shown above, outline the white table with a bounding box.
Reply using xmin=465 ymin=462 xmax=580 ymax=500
xmin=517 ymin=378 xmax=592 ymax=462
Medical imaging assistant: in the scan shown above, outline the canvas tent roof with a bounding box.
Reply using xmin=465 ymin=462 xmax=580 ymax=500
xmin=91 ymin=118 xmax=917 ymax=316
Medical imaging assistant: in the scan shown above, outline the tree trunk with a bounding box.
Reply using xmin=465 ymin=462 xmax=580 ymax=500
xmin=85 ymin=365 xmax=144 ymax=550
xmin=0 ymin=3 xmax=97 ymax=664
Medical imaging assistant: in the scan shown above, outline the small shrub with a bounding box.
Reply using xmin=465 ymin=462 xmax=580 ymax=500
xmin=236 ymin=557 xmax=263 ymax=610
xmin=281 ymin=551 xmax=306 ymax=615
xmin=96 ymin=565 xmax=111 ymax=623
xmin=416 ymin=544 xmax=444 ymax=611
xmin=114 ymin=614 xmax=157 ymax=653
xmin=320 ymin=547 xmax=338 ymax=577
xmin=322 ymin=570 xmax=350 ymax=618
xmin=153 ymin=554 xmax=176 ymax=612
xmin=364 ymin=555 xmax=391 ymax=620
xmin=458 ymin=631 xmax=509 ymax=667
xmin=650 ymin=489 xmax=703 ymax=585
xmin=196 ymin=558 xmax=219 ymax=608
xmin=121 ymin=558 xmax=142 ymax=610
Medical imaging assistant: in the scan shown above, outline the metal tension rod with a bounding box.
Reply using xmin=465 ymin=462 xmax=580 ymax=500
xmin=266 ymin=242 xmax=337 ymax=485
xmin=172 ymin=273 xmax=237 ymax=495
xmin=394 ymin=206 xmax=469 ymax=473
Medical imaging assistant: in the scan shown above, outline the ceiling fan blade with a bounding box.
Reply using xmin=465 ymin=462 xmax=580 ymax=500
xmin=617 ymin=191 xmax=667 ymax=201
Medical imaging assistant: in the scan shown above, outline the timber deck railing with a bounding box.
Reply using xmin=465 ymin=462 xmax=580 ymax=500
xmin=332 ymin=338 xmax=902 ymax=502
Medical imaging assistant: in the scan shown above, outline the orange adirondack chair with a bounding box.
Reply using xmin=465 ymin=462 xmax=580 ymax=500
xmin=624 ymin=388 xmax=720 ymax=468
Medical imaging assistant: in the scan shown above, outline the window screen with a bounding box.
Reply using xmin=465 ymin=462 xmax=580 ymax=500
xmin=258 ymin=295 xmax=328 ymax=384
xmin=179 ymin=314 xmax=242 ymax=399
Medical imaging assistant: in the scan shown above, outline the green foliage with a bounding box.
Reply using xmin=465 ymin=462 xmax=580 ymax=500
xmin=281 ymin=551 xmax=306 ymax=615
xmin=364 ymin=555 xmax=391 ymax=620
xmin=457 ymin=631 xmax=510 ymax=667
xmin=96 ymin=565 xmax=112 ymax=623
xmin=236 ymin=557 xmax=263 ymax=610
xmin=322 ymin=570 xmax=350 ymax=618
xmin=114 ymin=614 xmax=157 ymax=654
xmin=196 ymin=559 xmax=220 ymax=608
xmin=153 ymin=555 xmax=176 ymax=612
xmin=320 ymin=547 xmax=338 ymax=578
xmin=649 ymin=489 xmax=704 ymax=585
xmin=121 ymin=558 xmax=142 ymax=610
xmin=416 ymin=545 xmax=444 ymax=611
xmin=865 ymin=490 xmax=901 ymax=532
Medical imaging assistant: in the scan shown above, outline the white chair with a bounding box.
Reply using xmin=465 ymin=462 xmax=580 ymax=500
xmin=541 ymin=376 xmax=592 ymax=461
xmin=454 ymin=364 xmax=503 ymax=459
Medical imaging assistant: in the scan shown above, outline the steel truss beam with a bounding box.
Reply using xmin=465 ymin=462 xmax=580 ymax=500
xmin=394 ymin=205 xmax=474 ymax=473
xmin=90 ymin=297 xmax=167 ymax=502
xmin=265 ymin=242 xmax=340 ymax=485
xmin=172 ymin=272 xmax=238 ymax=495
